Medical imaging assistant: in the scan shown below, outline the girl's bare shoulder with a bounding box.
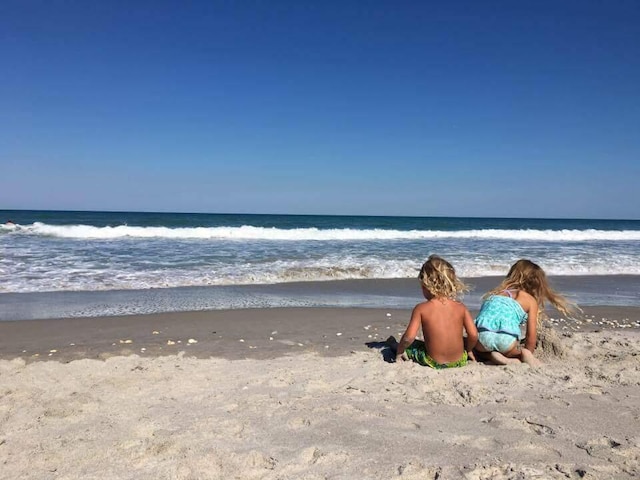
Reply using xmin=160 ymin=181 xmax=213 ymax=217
xmin=515 ymin=290 xmax=535 ymax=301
xmin=514 ymin=290 xmax=537 ymax=311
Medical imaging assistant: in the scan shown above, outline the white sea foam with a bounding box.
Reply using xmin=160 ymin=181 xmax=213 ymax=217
xmin=2 ymin=254 xmax=640 ymax=294
xmin=3 ymin=218 xmax=640 ymax=295
xmin=12 ymin=222 xmax=640 ymax=242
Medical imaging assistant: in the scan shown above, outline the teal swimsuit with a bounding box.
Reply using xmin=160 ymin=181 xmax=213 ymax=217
xmin=475 ymin=291 xmax=528 ymax=353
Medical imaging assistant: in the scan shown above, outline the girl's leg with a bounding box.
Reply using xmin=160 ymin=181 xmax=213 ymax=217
xmin=489 ymin=351 xmax=521 ymax=365
xmin=503 ymin=343 xmax=542 ymax=367
xmin=519 ymin=348 xmax=542 ymax=367
xmin=491 ymin=341 xmax=524 ymax=365
xmin=474 ymin=341 xmax=517 ymax=364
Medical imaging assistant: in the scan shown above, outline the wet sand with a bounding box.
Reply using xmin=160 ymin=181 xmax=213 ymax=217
xmin=1 ymin=305 xmax=639 ymax=363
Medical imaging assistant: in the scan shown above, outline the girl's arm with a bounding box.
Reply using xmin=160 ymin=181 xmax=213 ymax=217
xmin=524 ymin=301 xmax=539 ymax=352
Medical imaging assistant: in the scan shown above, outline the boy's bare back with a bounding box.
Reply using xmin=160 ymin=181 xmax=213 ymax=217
xmin=414 ymin=298 xmax=474 ymax=364
xmin=394 ymin=255 xmax=478 ymax=366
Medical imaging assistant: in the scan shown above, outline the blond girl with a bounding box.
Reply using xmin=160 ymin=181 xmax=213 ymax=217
xmin=475 ymin=259 xmax=577 ymax=366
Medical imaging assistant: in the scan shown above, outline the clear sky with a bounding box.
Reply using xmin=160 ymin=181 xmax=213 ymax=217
xmin=1 ymin=0 xmax=639 ymax=219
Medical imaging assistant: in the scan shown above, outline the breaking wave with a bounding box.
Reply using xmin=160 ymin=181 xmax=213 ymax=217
xmin=5 ymin=222 xmax=640 ymax=242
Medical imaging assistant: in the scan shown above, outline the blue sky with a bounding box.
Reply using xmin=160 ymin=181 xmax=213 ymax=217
xmin=1 ymin=1 xmax=639 ymax=219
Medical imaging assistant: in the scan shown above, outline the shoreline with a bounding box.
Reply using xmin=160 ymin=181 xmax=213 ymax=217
xmin=2 ymin=275 xmax=640 ymax=322
xmin=1 ymin=305 xmax=639 ymax=364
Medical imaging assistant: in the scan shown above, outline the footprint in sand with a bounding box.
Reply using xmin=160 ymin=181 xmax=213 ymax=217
xmin=298 ymin=448 xmax=350 ymax=466
xmin=576 ymin=436 xmax=625 ymax=461
xmin=524 ymin=416 xmax=556 ymax=436
xmin=287 ymin=417 xmax=312 ymax=429
xmin=242 ymin=451 xmax=277 ymax=470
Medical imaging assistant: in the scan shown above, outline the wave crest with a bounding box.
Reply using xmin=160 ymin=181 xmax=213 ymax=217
xmin=8 ymin=222 xmax=640 ymax=242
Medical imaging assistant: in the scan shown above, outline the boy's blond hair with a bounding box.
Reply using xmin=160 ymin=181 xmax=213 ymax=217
xmin=418 ymin=255 xmax=468 ymax=300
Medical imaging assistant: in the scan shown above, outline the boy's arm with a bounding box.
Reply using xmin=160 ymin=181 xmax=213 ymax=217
xmin=462 ymin=308 xmax=478 ymax=358
xmin=396 ymin=305 xmax=422 ymax=359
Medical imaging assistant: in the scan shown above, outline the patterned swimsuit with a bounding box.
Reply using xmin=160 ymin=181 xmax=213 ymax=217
xmin=404 ymin=340 xmax=468 ymax=369
xmin=475 ymin=291 xmax=528 ymax=353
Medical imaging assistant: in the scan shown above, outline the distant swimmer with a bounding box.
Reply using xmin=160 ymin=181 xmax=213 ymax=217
xmin=5 ymin=220 xmax=15 ymax=225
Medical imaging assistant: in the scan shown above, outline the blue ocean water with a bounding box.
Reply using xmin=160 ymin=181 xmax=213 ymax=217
xmin=2 ymin=210 xmax=640 ymax=295
xmin=1 ymin=210 xmax=640 ymax=320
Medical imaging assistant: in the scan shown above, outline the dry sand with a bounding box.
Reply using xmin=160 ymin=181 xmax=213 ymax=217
xmin=1 ymin=307 xmax=639 ymax=479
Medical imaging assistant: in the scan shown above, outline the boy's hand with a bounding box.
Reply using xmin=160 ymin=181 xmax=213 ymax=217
xmin=467 ymin=350 xmax=477 ymax=362
xmin=396 ymin=352 xmax=409 ymax=362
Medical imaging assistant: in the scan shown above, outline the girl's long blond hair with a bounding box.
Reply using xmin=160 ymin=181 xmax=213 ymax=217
xmin=486 ymin=259 xmax=579 ymax=318
xmin=419 ymin=255 xmax=468 ymax=300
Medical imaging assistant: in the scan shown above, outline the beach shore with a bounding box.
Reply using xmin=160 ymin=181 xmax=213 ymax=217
xmin=1 ymin=306 xmax=639 ymax=479
xmin=1 ymin=305 xmax=639 ymax=363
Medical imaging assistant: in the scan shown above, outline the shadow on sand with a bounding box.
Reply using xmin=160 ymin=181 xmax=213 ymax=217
xmin=366 ymin=336 xmax=397 ymax=363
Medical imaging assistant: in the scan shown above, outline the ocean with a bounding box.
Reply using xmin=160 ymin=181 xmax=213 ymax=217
xmin=1 ymin=210 xmax=639 ymax=320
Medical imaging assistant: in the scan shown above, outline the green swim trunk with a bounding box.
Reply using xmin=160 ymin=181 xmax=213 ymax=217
xmin=405 ymin=340 xmax=468 ymax=369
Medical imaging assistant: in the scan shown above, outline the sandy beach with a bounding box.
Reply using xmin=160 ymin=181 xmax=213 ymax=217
xmin=1 ymin=306 xmax=639 ymax=479
xmin=3 ymin=0 xmax=640 ymax=476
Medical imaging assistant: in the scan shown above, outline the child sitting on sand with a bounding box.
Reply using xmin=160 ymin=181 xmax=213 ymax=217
xmin=474 ymin=259 xmax=578 ymax=367
xmin=388 ymin=255 xmax=478 ymax=368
